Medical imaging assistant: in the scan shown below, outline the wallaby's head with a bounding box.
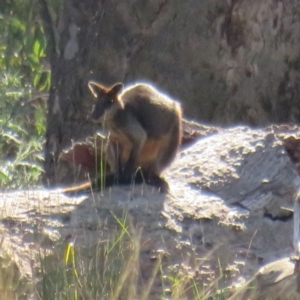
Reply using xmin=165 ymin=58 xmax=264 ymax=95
xmin=88 ymin=81 xmax=124 ymax=122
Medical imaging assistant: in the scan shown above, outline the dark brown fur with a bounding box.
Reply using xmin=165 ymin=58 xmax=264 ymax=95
xmin=88 ymin=81 xmax=182 ymax=191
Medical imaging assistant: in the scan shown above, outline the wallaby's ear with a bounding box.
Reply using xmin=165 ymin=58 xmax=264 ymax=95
xmin=109 ymin=83 xmax=124 ymax=96
xmin=88 ymin=81 xmax=105 ymax=98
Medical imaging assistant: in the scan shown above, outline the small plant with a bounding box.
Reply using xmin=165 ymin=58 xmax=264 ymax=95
xmin=0 ymin=71 xmax=46 ymax=189
xmin=0 ymin=0 xmax=51 ymax=189
xmin=36 ymin=212 xmax=144 ymax=300
xmin=34 ymin=210 xmax=239 ymax=300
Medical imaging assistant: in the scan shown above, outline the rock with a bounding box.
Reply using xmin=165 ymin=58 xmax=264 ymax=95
xmin=1 ymin=125 xmax=300 ymax=298
xmin=229 ymin=258 xmax=300 ymax=300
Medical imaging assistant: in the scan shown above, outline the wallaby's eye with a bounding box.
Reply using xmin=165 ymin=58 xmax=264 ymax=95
xmin=104 ymin=99 xmax=113 ymax=109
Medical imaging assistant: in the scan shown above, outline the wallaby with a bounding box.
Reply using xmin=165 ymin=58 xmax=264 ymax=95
xmin=63 ymin=137 xmax=174 ymax=194
xmin=88 ymin=81 xmax=182 ymax=191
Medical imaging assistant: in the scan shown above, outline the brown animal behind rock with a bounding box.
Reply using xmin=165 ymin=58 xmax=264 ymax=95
xmin=88 ymin=81 xmax=182 ymax=191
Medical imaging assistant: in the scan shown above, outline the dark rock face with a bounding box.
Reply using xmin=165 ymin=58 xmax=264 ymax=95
xmin=79 ymin=0 xmax=300 ymax=125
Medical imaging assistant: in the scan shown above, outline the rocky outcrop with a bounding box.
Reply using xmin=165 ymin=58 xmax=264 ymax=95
xmin=1 ymin=125 xmax=300 ymax=298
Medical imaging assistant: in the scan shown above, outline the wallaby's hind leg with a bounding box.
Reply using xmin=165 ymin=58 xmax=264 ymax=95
xmin=120 ymin=120 xmax=147 ymax=177
xmin=103 ymin=171 xmax=143 ymax=188
xmin=145 ymin=173 xmax=169 ymax=192
xmin=154 ymin=120 xmax=181 ymax=174
xmin=117 ymin=170 xmax=169 ymax=192
xmin=108 ymin=168 xmax=146 ymax=186
xmin=107 ymin=165 xmax=168 ymax=192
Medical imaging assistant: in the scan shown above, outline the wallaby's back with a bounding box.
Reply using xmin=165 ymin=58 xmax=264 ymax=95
xmin=117 ymin=84 xmax=181 ymax=139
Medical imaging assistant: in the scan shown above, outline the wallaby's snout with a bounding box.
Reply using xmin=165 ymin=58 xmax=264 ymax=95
xmin=91 ymin=98 xmax=108 ymax=122
xmin=88 ymin=81 xmax=124 ymax=123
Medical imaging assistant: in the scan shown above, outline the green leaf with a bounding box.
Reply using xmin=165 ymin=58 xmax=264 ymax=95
xmin=0 ymin=169 xmax=10 ymax=184
xmin=15 ymin=162 xmax=43 ymax=173
xmin=1 ymin=133 xmax=22 ymax=145
xmin=10 ymin=18 xmax=25 ymax=32
xmin=33 ymin=40 xmax=40 ymax=57
xmin=33 ymin=73 xmax=41 ymax=88
xmin=28 ymin=53 xmax=39 ymax=65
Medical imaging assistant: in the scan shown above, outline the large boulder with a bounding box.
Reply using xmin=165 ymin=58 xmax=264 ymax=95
xmin=1 ymin=125 xmax=300 ymax=298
